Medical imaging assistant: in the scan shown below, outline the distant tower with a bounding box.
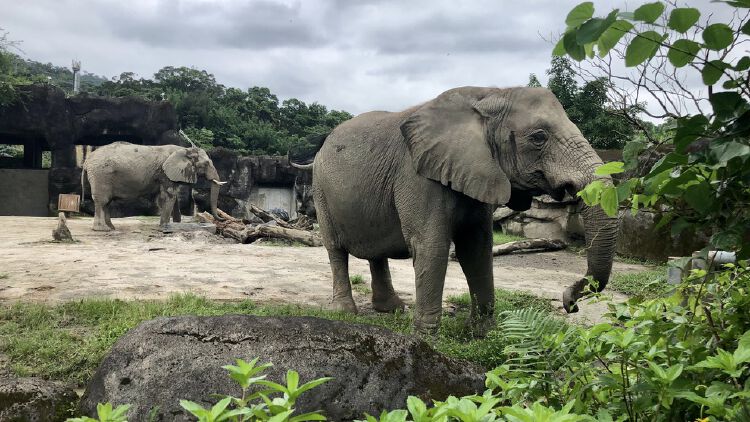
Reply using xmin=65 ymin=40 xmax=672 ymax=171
xmin=71 ymin=60 xmax=81 ymax=93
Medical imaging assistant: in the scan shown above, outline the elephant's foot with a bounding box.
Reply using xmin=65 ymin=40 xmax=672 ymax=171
xmin=413 ymin=312 xmax=441 ymax=337
xmin=330 ymin=297 xmax=358 ymax=314
xmin=372 ymin=294 xmax=405 ymax=313
xmin=92 ymin=222 xmax=113 ymax=232
xmin=466 ymin=314 xmax=495 ymax=338
xmin=106 ymin=221 xmax=115 ymax=230
xmin=562 ymin=288 xmax=580 ymax=313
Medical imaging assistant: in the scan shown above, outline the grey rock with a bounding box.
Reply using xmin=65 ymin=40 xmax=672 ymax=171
xmin=0 ymin=377 xmax=77 ymax=422
xmin=80 ymin=315 xmax=484 ymax=421
xmin=492 ymin=207 xmax=517 ymax=221
xmin=617 ymin=210 xmax=708 ymax=261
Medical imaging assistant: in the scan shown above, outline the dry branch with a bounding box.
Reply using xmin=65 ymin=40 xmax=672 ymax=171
xmin=197 ymin=210 xmax=322 ymax=247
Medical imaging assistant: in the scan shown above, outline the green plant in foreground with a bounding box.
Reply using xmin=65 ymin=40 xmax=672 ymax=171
xmin=350 ymin=274 xmax=365 ymax=285
xmin=180 ymin=358 xmax=330 ymax=422
xmin=66 ymin=403 xmax=130 ymax=422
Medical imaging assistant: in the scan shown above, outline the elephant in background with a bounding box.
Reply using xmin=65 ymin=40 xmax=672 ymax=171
xmin=82 ymin=142 xmax=225 ymax=231
xmin=294 ymin=86 xmax=619 ymax=334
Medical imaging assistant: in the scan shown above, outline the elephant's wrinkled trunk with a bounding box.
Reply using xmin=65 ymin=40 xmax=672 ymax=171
xmin=563 ymin=172 xmax=620 ymax=313
xmin=205 ymin=165 xmax=223 ymax=219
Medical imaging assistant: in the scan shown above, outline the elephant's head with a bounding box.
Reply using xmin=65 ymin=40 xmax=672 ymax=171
xmin=401 ymin=86 xmax=619 ymax=312
xmin=163 ymin=147 xmax=226 ymax=219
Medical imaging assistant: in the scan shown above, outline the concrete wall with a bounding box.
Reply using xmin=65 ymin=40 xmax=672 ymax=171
xmin=248 ymin=185 xmax=297 ymax=219
xmin=0 ymin=169 xmax=49 ymax=216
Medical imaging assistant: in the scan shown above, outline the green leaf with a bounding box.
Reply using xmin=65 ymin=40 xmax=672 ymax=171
xmin=577 ymin=10 xmax=618 ymax=44
xmin=702 ymin=60 xmax=730 ymax=85
xmin=288 ymin=412 xmax=327 ymax=422
xmin=553 ymin=37 xmax=566 ymax=56
xmin=563 ymin=31 xmax=586 ymax=61
xmin=668 ymin=8 xmax=700 ymax=33
xmin=711 ymin=141 xmax=750 ymax=165
xmin=743 ymin=20 xmax=750 ymax=35
xmin=674 ymin=114 xmax=709 ymax=152
xmin=594 ymin=161 xmax=625 ymax=175
xmin=734 ymin=56 xmax=750 ymax=71
xmin=597 ymin=19 xmax=634 ymax=57
xmin=633 ymin=2 xmax=665 ymax=23
xmin=566 ymin=2 xmax=595 ymax=28
xmin=625 ymin=31 xmax=665 ymax=67
xmin=577 ymin=180 xmax=605 ymax=205
xmin=710 ymin=91 xmax=748 ymax=120
xmin=623 ymin=140 xmax=646 ymax=170
xmin=683 ymin=181 xmax=713 ymax=214
xmin=703 ymin=23 xmax=734 ymax=50
xmin=599 ymin=186 xmax=619 ymax=217
xmin=734 ymin=330 xmax=750 ymax=364
xmin=667 ymin=39 xmax=701 ymax=67
xmin=180 ymin=399 xmax=208 ymax=415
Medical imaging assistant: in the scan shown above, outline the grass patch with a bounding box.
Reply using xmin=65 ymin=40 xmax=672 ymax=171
xmin=0 ymin=273 xmax=8 ymax=279
xmin=0 ymin=290 xmax=556 ymax=385
xmin=609 ymin=266 xmax=671 ymax=298
xmin=493 ymin=231 xmax=525 ymax=245
xmin=349 ymin=274 xmax=364 ymax=285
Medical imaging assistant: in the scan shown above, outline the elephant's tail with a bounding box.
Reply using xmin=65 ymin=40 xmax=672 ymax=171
xmin=80 ymin=165 xmax=87 ymax=206
xmin=288 ymin=131 xmax=329 ymax=169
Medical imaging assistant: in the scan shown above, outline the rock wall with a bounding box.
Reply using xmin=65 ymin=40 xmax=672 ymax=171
xmin=193 ymin=148 xmax=313 ymax=220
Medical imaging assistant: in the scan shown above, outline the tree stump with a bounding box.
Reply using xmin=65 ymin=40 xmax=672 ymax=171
xmin=52 ymin=212 xmax=74 ymax=242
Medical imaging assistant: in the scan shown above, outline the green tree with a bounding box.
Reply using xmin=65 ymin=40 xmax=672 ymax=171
xmin=526 ymin=73 xmax=542 ymax=87
xmin=543 ymin=56 xmax=636 ymax=149
xmin=557 ymin=1 xmax=750 ymax=257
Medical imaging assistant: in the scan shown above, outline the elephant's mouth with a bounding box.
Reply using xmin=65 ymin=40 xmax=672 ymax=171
xmin=550 ymin=187 xmax=567 ymax=201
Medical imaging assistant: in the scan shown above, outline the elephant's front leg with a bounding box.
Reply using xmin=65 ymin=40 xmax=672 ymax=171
xmin=453 ymin=216 xmax=495 ymax=337
xmin=412 ymin=242 xmax=450 ymax=335
xmin=158 ymin=184 xmax=177 ymax=227
xmin=328 ymin=248 xmax=357 ymax=313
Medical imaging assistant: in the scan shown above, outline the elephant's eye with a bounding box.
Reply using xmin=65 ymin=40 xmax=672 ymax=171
xmin=529 ymin=130 xmax=547 ymax=145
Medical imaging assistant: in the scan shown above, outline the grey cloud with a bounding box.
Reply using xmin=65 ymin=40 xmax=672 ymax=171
xmin=101 ymin=0 xmax=328 ymax=50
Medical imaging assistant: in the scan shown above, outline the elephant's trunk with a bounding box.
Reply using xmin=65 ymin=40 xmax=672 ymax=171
xmin=204 ymin=165 xmax=223 ymax=219
xmin=562 ymin=172 xmax=620 ymax=312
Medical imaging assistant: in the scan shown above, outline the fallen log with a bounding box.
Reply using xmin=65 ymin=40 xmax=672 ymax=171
xmin=492 ymin=238 xmax=566 ymax=255
xmin=241 ymin=225 xmax=323 ymax=247
xmin=247 ymin=204 xmax=294 ymax=229
xmin=197 ymin=211 xmax=323 ymax=247
xmin=449 ymin=238 xmax=566 ymax=260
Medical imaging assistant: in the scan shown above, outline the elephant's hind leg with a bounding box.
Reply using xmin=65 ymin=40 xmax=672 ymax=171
xmin=91 ymin=196 xmax=113 ymax=231
xmin=369 ymin=258 xmax=405 ymax=313
xmin=171 ymin=199 xmax=182 ymax=223
xmin=103 ymin=205 xmax=115 ymax=230
xmin=328 ymin=248 xmax=357 ymax=313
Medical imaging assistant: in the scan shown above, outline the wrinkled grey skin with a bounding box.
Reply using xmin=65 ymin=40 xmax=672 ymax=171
xmin=305 ymin=87 xmax=619 ymax=334
xmin=82 ymin=142 xmax=223 ymax=231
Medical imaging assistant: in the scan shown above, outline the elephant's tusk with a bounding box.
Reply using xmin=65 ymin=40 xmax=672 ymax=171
xmin=212 ymin=179 xmax=228 ymax=185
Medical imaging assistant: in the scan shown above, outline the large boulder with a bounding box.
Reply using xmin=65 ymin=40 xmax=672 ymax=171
xmin=80 ymin=315 xmax=484 ymax=421
xmin=0 ymin=377 xmax=77 ymax=422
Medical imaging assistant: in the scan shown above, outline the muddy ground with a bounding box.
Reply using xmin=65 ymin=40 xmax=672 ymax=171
xmin=0 ymin=216 xmax=650 ymax=324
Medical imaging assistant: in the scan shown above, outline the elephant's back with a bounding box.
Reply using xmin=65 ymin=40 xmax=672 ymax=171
xmin=86 ymin=142 xmax=177 ymax=167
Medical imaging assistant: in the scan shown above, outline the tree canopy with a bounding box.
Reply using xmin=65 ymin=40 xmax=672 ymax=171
xmin=93 ymin=67 xmax=352 ymax=155
xmin=532 ymin=57 xmax=637 ymax=149
xmin=0 ymin=34 xmax=352 ymax=156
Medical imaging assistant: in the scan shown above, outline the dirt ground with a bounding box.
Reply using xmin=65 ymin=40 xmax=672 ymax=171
xmin=0 ymin=216 xmax=649 ymax=324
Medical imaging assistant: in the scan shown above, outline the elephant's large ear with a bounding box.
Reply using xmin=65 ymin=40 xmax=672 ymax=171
xmin=400 ymin=88 xmax=511 ymax=205
xmin=163 ymin=148 xmax=198 ymax=183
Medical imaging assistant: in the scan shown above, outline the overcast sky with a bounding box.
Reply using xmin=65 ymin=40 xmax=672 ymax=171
xmin=0 ymin=0 xmax=728 ymax=115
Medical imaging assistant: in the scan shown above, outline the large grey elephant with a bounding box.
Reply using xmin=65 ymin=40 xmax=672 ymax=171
xmin=292 ymin=86 xmax=619 ymax=334
xmin=81 ymin=142 xmax=225 ymax=231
